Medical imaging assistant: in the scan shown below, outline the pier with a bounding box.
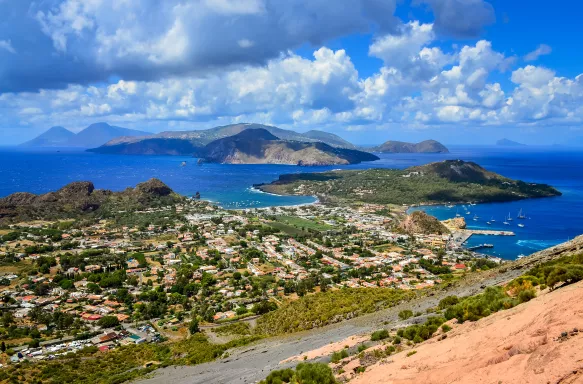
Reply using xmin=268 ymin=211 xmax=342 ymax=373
xmin=450 ymin=229 xmax=515 ymax=249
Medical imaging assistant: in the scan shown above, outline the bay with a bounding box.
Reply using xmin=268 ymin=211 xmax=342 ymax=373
xmin=0 ymin=145 xmax=581 ymax=259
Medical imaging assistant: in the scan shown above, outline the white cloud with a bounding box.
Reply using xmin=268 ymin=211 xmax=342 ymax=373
xmin=0 ymin=39 xmax=15 ymax=54
xmin=511 ymin=65 xmax=555 ymax=87
xmin=524 ymin=44 xmax=552 ymax=62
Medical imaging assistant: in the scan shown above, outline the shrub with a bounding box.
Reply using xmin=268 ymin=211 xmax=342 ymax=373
xmin=438 ymin=295 xmax=459 ymax=309
xmin=393 ymin=336 xmax=401 ymax=345
xmin=357 ymin=344 xmax=368 ymax=353
xmin=399 ymin=316 xmax=446 ymax=343
xmin=261 ymin=363 xmax=336 ymax=384
xmin=406 ymin=350 xmax=417 ymax=357
xmin=398 ymin=310 xmax=413 ymax=320
xmin=330 ymin=349 xmax=349 ymax=363
xmin=441 ymin=324 xmax=452 ymax=333
xmin=370 ymin=329 xmax=390 ymax=341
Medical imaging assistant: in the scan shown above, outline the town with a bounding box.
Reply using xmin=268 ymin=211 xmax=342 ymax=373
xmin=0 ymin=198 xmax=502 ymax=364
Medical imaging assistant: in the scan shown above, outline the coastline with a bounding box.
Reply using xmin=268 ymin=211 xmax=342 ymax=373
xmin=247 ymin=186 xmax=320 ymax=209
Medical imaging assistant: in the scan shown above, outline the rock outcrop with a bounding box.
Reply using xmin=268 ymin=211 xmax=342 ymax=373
xmin=0 ymin=178 xmax=181 ymax=223
xmin=399 ymin=211 xmax=450 ymax=234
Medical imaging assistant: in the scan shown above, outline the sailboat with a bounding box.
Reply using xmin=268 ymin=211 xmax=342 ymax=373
xmin=517 ymin=208 xmax=526 ymax=219
xmin=490 ymin=216 xmax=496 ymax=222
xmin=473 ymin=214 xmax=479 ymax=221
xmin=455 ymin=209 xmax=461 ymax=218
xmin=503 ymin=214 xmax=510 ymax=225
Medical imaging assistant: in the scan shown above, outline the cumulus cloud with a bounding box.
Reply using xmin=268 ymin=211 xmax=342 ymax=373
xmin=0 ymin=0 xmax=400 ymax=92
xmin=524 ymin=44 xmax=552 ymax=62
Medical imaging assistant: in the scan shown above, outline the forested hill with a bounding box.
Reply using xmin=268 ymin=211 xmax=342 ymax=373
xmin=256 ymin=160 xmax=561 ymax=205
xmin=0 ymin=179 xmax=184 ymax=223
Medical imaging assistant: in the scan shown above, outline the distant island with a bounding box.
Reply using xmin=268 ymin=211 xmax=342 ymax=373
xmin=256 ymin=160 xmax=561 ymax=205
xmin=496 ymin=138 xmax=526 ymax=147
xmin=371 ymin=139 xmax=449 ymax=153
xmin=91 ymin=128 xmax=379 ymax=166
xmin=201 ymin=128 xmax=378 ymax=166
xmin=89 ymin=123 xmax=357 ymax=154
xmin=20 ymin=122 xmax=150 ymax=148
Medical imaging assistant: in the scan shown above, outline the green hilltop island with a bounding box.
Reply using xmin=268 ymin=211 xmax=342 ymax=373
xmin=255 ymin=159 xmax=561 ymax=205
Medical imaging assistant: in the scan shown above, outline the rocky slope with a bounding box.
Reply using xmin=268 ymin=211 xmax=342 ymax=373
xmin=351 ymin=281 xmax=583 ymax=384
xmin=371 ymin=139 xmax=449 ymax=153
xmin=202 ymin=128 xmax=378 ymax=165
xmin=0 ymin=179 xmax=182 ymax=223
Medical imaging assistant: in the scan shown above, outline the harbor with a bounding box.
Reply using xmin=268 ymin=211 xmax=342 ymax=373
xmin=450 ymin=229 xmax=515 ymax=250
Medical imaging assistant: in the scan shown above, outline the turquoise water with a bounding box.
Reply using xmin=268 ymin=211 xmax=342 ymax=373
xmin=1 ymin=146 xmax=582 ymax=259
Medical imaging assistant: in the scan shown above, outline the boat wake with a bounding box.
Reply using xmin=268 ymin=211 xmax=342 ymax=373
xmin=516 ymin=239 xmax=561 ymax=250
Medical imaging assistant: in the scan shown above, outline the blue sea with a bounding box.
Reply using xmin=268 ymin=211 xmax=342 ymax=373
xmin=0 ymin=146 xmax=582 ymax=259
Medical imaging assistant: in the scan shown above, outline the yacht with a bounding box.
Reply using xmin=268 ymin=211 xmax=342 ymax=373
xmin=473 ymin=214 xmax=479 ymax=221
xmin=490 ymin=216 xmax=496 ymax=222
xmin=507 ymin=212 xmax=513 ymax=222
xmin=517 ymin=208 xmax=526 ymax=219
xmin=518 ymin=223 xmax=525 ymax=228
xmin=486 ymin=221 xmax=491 ymax=225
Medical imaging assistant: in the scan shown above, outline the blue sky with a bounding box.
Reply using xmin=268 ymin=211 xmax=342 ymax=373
xmin=1 ymin=0 xmax=582 ymax=146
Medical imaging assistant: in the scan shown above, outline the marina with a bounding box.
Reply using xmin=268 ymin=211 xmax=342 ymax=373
xmin=450 ymin=229 xmax=515 ymax=250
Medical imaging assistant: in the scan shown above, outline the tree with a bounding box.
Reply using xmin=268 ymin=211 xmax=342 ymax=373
xmin=189 ymin=318 xmax=200 ymax=334
xmin=97 ymin=316 xmax=120 ymax=328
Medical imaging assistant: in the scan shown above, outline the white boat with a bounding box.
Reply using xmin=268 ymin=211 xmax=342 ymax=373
xmin=446 ymin=204 xmax=454 ymax=208
xmin=503 ymin=220 xmax=510 ymax=225
xmin=473 ymin=214 xmax=479 ymax=221
xmin=507 ymin=212 xmax=513 ymax=222
xmin=490 ymin=216 xmax=496 ymax=222
xmin=466 ymin=211 xmax=471 ymax=215
xmin=518 ymin=223 xmax=525 ymax=228
xmin=517 ymin=208 xmax=526 ymax=219
xmin=486 ymin=221 xmax=491 ymax=225
xmin=517 ymin=254 xmax=526 ymax=260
